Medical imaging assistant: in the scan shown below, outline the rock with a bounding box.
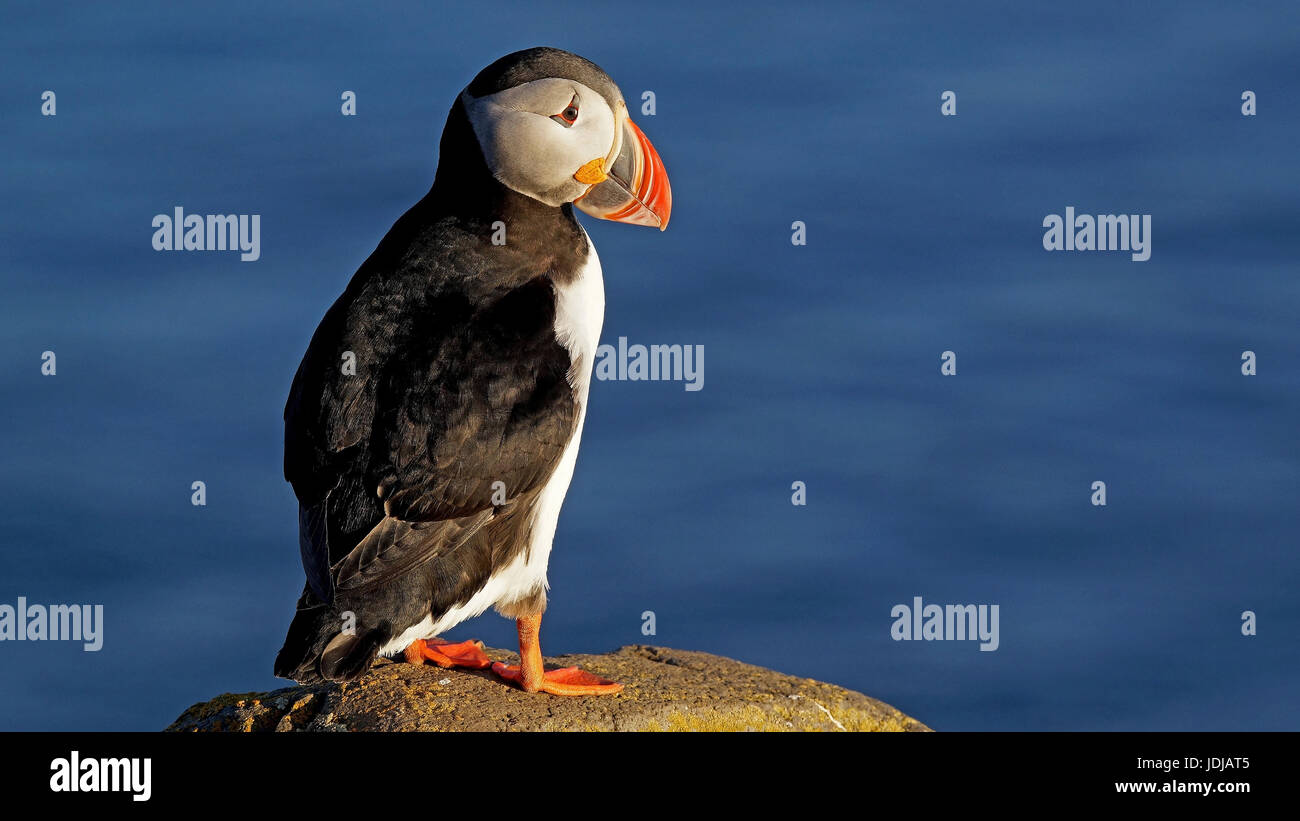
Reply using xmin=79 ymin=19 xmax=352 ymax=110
xmin=166 ymin=645 xmax=931 ymax=732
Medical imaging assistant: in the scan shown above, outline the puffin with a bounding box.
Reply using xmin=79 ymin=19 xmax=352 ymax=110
xmin=273 ymin=47 xmax=670 ymax=696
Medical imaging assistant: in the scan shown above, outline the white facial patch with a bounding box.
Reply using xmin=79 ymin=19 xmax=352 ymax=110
xmin=463 ymin=78 xmax=618 ymax=206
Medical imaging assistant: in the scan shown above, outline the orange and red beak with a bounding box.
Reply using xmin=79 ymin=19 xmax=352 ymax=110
xmin=575 ymin=116 xmax=671 ymax=230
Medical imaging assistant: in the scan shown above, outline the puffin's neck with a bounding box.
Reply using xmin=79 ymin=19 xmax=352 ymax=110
xmin=426 ymin=98 xmax=580 ymax=234
xmin=419 ymin=97 xmax=589 ymax=289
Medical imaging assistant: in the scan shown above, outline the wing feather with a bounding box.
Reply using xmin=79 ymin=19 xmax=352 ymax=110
xmin=284 ymin=214 xmax=579 ymax=606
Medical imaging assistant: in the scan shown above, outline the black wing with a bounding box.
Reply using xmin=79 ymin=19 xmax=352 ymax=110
xmin=284 ymin=215 xmax=579 ymax=604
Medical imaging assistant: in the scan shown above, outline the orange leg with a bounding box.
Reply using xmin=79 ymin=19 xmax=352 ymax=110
xmin=403 ymin=637 xmax=491 ymax=669
xmin=491 ymin=614 xmax=622 ymax=696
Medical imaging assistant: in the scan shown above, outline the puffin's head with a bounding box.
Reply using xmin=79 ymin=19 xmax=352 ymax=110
xmin=460 ymin=47 xmax=671 ymax=230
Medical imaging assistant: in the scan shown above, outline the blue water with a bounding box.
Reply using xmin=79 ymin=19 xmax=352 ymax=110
xmin=1 ymin=1 xmax=1296 ymax=731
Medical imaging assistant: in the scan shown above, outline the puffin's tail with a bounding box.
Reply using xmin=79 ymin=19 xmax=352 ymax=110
xmin=273 ymin=596 xmax=393 ymax=684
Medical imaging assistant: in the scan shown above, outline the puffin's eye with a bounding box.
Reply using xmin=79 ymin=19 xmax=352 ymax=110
xmin=551 ymin=95 xmax=580 ymax=127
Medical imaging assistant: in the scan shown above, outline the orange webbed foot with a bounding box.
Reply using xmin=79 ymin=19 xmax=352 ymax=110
xmin=491 ymin=661 xmax=623 ymax=696
xmin=404 ymin=638 xmax=491 ymax=669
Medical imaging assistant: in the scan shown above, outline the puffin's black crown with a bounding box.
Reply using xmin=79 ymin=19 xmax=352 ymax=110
xmin=465 ymin=46 xmax=622 ymax=107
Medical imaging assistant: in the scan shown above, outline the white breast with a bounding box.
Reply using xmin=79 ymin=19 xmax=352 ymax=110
xmin=383 ymin=233 xmax=606 ymax=653
xmin=504 ymin=230 xmax=605 ymax=581
xmin=551 ymin=231 xmax=606 ymax=403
